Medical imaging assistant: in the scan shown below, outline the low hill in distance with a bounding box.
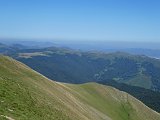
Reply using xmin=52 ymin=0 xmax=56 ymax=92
xmin=0 ymin=55 xmax=160 ymax=120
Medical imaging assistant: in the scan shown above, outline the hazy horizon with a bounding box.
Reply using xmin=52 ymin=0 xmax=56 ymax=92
xmin=1 ymin=38 xmax=160 ymax=50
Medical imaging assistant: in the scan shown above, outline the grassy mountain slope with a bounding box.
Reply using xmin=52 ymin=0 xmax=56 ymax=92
xmin=0 ymin=55 xmax=160 ymax=120
xmin=99 ymin=80 xmax=160 ymax=112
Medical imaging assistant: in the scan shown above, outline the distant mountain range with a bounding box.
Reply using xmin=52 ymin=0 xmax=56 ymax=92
xmin=1 ymin=40 xmax=160 ymax=58
xmin=104 ymin=48 xmax=160 ymax=59
xmin=0 ymin=55 xmax=160 ymax=120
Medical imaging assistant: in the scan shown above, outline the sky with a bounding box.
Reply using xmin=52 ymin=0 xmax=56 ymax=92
xmin=0 ymin=0 xmax=160 ymax=42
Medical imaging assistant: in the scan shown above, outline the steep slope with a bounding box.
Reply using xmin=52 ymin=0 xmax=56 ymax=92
xmin=0 ymin=55 xmax=160 ymax=120
xmin=99 ymin=80 xmax=160 ymax=112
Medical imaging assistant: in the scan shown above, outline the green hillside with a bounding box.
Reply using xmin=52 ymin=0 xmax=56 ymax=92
xmin=0 ymin=55 xmax=160 ymax=120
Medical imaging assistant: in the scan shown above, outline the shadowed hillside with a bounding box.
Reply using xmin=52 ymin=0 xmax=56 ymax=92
xmin=14 ymin=48 xmax=160 ymax=92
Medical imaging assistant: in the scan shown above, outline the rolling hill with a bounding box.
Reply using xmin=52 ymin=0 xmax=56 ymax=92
xmin=0 ymin=55 xmax=160 ymax=120
xmin=98 ymin=80 xmax=160 ymax=112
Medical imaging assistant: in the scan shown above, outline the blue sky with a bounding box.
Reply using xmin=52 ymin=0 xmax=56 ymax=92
xmin=0 ymin=0 xmax=160 ymax=42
